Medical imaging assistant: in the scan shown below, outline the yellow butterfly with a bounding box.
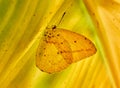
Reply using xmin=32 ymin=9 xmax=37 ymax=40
xmin=36 ymin=26 xmax=97 ymax=73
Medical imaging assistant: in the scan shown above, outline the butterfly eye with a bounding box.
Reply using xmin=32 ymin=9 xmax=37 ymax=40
xmin=52 ymin=25 xmax=57 ymax=29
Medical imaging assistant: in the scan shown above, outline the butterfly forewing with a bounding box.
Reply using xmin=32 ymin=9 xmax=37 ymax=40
xmin=36 ymin=29 xmax=73 ymax=73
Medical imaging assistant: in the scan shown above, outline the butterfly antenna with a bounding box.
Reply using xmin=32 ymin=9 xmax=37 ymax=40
xmin=58 ymin=12 xmax=66 ymax=26
xmin=52 ymin=12 xmax=66 ymax=30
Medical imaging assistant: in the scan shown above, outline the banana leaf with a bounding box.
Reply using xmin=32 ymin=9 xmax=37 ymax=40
xmin=0 ymin=0 xmax=119 ymax=88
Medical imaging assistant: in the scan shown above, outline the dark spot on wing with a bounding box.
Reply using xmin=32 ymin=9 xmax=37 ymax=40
xmin=61 ymin=42 xmax=63 ymax=44
xmin=60 ymin=51 xmax=63 ymax=53
xmin=52 ymin=35 xmax=54 ymax=37
xmin=89 ymin=41 xmax=91 ymax=44
xmin=57 ymin=52 xmax=59 ymax=54
xmin=44 ymin=34 xmax=47 ymax=36
xmin=57 ymin=34 xmax=60 ymax=36
xmin=48 ymin=35 xmax=51 ymax=38
xmin=39 ymin=53 xmax=42 ymax=55
xmin=49 ymin=33 xmax=52 ymax=36
xmin=74 ymin=41 xmax=77 ymax=43
xmin=45 ymin=31 xmax=48 ymax=34
xmin=45 ymin=40 xmax=48 ymax=43
xmin=44 ymin=54 xmax=46 ymax=56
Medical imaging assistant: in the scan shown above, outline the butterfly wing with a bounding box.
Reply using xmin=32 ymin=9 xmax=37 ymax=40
xmin=56 ymin=29 xmax=97 ymax=62
xmin=36 ymin=28 xmax=96 ymax=73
